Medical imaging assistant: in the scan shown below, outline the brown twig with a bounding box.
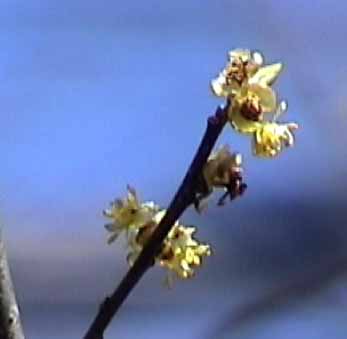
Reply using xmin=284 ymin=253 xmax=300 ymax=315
xmin=0 ymin=230 xmax=25 ymax=339
xmin=83 ymin=102 xmax=230 ymax=339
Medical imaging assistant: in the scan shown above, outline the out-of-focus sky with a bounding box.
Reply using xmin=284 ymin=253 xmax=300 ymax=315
xmin=1 ymin=1 xmax=347 ymax=338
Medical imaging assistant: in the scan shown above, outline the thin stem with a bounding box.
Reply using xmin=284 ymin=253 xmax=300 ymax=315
xmin=83 ymin=103 xmax=229 ymax=339
xmin=0 ymin=229 xmax=25 ymax=339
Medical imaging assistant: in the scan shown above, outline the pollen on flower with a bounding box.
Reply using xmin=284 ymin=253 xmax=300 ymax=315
xmin=211 ymin=48 xmax=299 ymax=158
xmin=104 ymin=187 xmax=211 ymax=284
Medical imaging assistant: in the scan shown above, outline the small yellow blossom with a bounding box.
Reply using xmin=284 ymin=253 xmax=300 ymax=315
xmin=211 ymin=49 xmax=264 ymax=98
xmin=203 ymin=145 xmax=243 ymax=189
xmin=103 ymin=185 xmax=159 ymax=243
xmin=104 ymin=189 xmax=211 ymax=284
xmin=195 ymin=145 xmax=246 ymax=210
xmin=253 ymin=121 xmax=298 ymax=157
xmin=212 ymin=49 xmax=282 ymax=127
xmin=158 ymin=225 xmax=211 ymax=281
xmin=211 ymin=48 xmax=298 ymax=158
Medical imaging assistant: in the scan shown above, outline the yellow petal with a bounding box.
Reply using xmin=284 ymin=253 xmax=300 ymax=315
xmin=181 ymin=270 xmax=189 ymax=279
xmin=126 ymin=185 xmax=138 ymax=204
xmin=152 ymin=209 xmax=167 ymax=224
xmin=251 ymin=51 xmax=264 ymax=66
xmin=193 ymin=255 xmax=201 ymax=266
xmin=210 ymin=75 xmax=239 ymax=98
xmin=185 ymin=248 xmax=195 ymax=263
xmin=249 ymin=63 xmax=283 ymax=87
xmin=180 ymin=259 xmax=191 ymax=272
xmin=210 ymin=76 xmax=226 ymax=97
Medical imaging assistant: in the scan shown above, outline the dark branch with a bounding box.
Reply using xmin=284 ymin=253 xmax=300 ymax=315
xmin=83 ymin=103 xmax=230 ymax=339
xmin=0 ymin=230 xmax=25 ymax=339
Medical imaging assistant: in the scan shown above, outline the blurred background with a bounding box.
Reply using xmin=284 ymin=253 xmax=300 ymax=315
xmin=1 ymin=0 xmax=347 ymax=338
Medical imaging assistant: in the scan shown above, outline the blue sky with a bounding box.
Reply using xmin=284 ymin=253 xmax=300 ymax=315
xmin=1 ymin=1 xmax=347 ymax=338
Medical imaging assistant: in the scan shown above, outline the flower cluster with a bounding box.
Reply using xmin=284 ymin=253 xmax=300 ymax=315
xmin=211 ymin=49 xmax=298 ymax=157
xmin=104 ymin=187 xmax=211 ymax=284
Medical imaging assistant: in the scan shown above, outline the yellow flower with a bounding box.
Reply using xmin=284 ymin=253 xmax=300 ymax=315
xmin=232 ymin=83 xmax=277 ymax=124
xmin=103 ymin=186 xmax=159 ymax=243
xmin=228 ymin=63 xmax=283 ymax=130
xmin=253 ymin=121 xmax=299 ymax=157
xmin=105 ymin=197 xmax=212 ymax=284
xmin=211 ymin=48 xmax=282 ymax=125
xmin=203 ymin=145 xmax=243 ymax=189
xmin=211 ymin=49 xmax=264 ymax=98
xmin=195 ymin=145 xmax=246 ymax=210
xmin=212 ymin=48 xmax=299 ymax=158
xmin=158 ymin=225 xmax=211 ymax=281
